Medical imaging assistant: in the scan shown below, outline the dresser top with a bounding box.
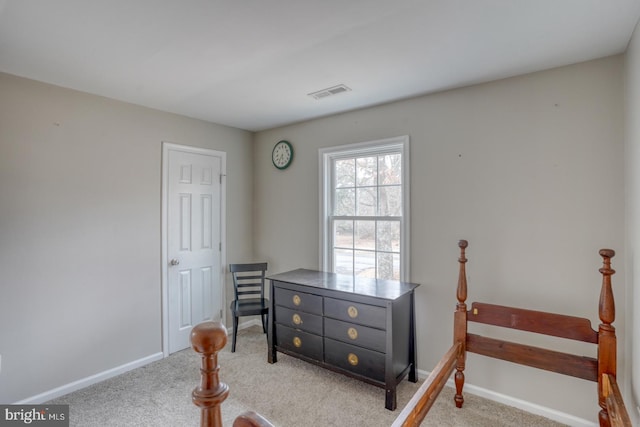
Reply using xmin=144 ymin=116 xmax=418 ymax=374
xmin=267 ymin=268 xmax=419 ymax=300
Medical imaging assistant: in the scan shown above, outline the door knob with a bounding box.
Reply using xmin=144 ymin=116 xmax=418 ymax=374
xmin=170 ymin=259 xmax=180 ymax=266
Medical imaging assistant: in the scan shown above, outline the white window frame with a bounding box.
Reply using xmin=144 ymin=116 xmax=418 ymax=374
xmin=319 ymin=135 xmax=410 ymax=281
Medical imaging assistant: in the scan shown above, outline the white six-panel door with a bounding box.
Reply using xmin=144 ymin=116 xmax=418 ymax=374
xmin=163 ymin=144 xmax=225 ymax=354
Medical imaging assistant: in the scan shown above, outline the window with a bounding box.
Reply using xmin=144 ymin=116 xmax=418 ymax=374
xmin=320 ymin=136 xmax=410 ymax=281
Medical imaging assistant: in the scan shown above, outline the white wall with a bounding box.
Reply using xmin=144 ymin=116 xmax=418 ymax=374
xmin=254 ymin=56 xmax=625 ymax=423
xmin=0 ymin=73 xmax=255 ymax=403
xmin=624 ymin=16 xmax=640 ymax=426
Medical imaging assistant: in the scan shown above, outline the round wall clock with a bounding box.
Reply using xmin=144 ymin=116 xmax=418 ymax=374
xmin=272 ymin=140 xmax=293 ymax=170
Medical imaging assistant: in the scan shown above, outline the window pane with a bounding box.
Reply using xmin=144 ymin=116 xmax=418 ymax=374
xmin=378 ymin=154 xmax=401 ymax=185
xmin=334 ymin=220 xmax=353 ymax=248
xmin=335 ymin=159 xmax=355 ymax=188
xmin=334 ymin=188 xmax=355 ymax=216
xmin=334 ymin=249 xmax=353 ymax=275
xmin=377 ymin=252 xmax=400 ymax=280
xmin=356 ymin=157 xmax=377 ymax=186
xmin=377 ymin=221 xmax=400 ymax=252
xmin=323 ymin=138 xmax=407 ymax=281
xmin=356 ymin=187 xmax=376 ymax=216
xmin=355 ymin=220 xmax=375 ymax=250
xmin=378 ymin=185 xmax=402 ymax=216
xmin=354 ymin=250 xmax=376 ymax=277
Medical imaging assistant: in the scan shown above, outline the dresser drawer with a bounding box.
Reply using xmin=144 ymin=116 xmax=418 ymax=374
xmin=324 ymin=338 xmax=385 ymax=382
xmin=276 ymin=324 xmax=323 ymax=361
xmin=324 ymin=297 xmax=386 ymax=329
xmin=275 ymin=305 xmax=323 ymax=335
xmin=324 ymin=317 xmax=386 ymax=353
xmin=274 ymin=287 xmax=323 ymax=315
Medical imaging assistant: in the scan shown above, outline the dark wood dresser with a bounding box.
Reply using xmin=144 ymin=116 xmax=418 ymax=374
xmin=267 ymin=269 xmax=419 ymax=410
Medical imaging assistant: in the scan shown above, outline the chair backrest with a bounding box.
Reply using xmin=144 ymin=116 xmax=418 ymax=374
xmin=229 ymin=263 xmax=268 ymax=301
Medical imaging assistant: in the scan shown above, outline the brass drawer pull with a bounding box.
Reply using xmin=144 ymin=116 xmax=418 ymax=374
xmin=293 ymin=336 xmax=302 ymax=348
xmin=347 ymin=327 xmax=358 ymax=340
xmin=347 ymin=305 xmax=358 ymax=318
xmin=293 ymin=294 xmax=301 ymax=306
xmin=292 ymin=313 xmax=302 ymax=325
xmin=348 ymin=353 xmax=359 ymax=366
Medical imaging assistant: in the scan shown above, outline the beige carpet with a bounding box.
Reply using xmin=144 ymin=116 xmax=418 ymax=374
xmin=48 ymin=326 xmax=566 ymax=426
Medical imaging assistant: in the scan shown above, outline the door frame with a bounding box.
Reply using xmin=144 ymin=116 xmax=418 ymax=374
xmin=161 ymin=141 xmax=227 ymax=357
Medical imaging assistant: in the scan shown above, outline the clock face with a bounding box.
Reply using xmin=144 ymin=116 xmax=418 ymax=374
xmin=272 ymin=140 xmax=293 ymax=169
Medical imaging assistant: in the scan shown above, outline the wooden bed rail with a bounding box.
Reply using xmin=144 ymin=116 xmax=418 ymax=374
xmin=191 ymin=321 xmax=275 ymax=427
xmin=392 ymin=240 xmax=632 ymax=427
xmin=602 ymin=374 xmax=632 ymax=427
xmin=390 ymin=342 xmax=461 ymax=427
xmin=231 ymin=411 xmax=275 ymax=427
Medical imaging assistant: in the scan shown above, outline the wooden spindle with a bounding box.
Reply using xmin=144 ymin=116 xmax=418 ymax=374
xmin=191 ymin=321 xmax=230 ymax=427
xmin=597 ymin=249 xmax=617 ymax=427
xmin=454 ymin=239 xmax=469 ymax=408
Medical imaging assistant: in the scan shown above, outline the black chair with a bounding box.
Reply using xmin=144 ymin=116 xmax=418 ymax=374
xmin=229 ymin=262 xmax=269 ymax=352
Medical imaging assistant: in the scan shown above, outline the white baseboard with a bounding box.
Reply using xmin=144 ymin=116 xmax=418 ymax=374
xmin=16 ymin=321 xmax=261 ymax=404
xmin=15 ymin=336 xmax=595 ymax=426
xmin=416 ymin=369 xmax=596 ymax=427
xmin=16 ymin=352 xmax=164 ymax=404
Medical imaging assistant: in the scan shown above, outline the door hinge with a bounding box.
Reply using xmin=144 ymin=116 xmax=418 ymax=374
xmin=219 ymin=173 xmax=226 ymax=184
xmin=219 ymin=242 xmax=222 ymax=251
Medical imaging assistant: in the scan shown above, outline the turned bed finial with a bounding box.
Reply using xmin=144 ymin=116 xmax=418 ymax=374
xmin=191 ymin=321 xmax=230 ymax=427
xmin=457 ymin=240 xmax=468 ymax=305
xmin=598 ymin=249 xmax=616 ymax=326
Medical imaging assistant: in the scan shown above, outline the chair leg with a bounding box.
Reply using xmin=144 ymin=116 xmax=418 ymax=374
xmin=232 ymin=314 xmax=238 ymax=352
xmin=261 ymin=313 xmax=267 ymax=333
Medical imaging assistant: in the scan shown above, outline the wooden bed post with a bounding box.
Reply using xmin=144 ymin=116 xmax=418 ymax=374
xmin=191 ymin=321 xmax=230 ymax=427
xmin=597 ymin=249 xmax=616 ymax=427
xmin=454 ymin=240 xmax=468 ymax=408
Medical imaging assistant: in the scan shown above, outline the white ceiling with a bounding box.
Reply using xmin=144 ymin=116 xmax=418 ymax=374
xmin=1 ymin=1 xmax=639 ymax=132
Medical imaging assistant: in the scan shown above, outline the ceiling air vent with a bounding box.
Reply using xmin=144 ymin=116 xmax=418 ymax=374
xmin=308 ymin=84 xmax=351 ymax=100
